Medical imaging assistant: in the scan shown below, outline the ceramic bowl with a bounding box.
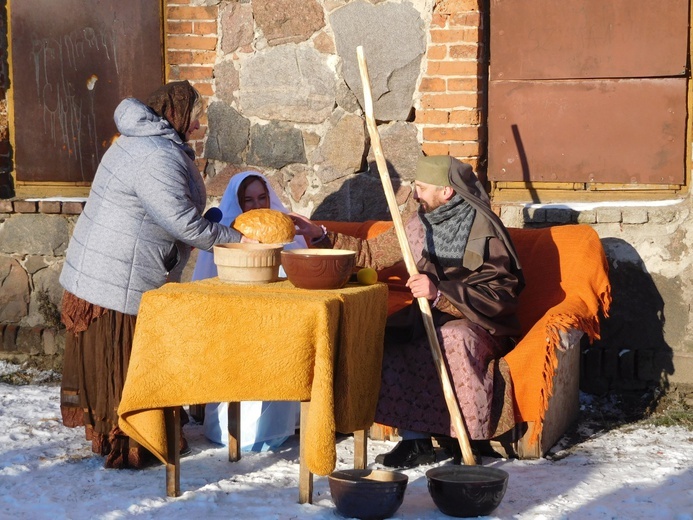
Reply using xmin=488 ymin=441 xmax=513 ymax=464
xmin=328 ymin=469 xmax=408 ymax=520
xmin=426 ymin=465 xmax=509 ymax=518
xmin=280 ymin=249 xmax=356 ymax=290
xmin=213 ymin=243 xmax=283 ymax=284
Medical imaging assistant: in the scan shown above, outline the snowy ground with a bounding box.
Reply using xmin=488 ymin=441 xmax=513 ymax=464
xmin=1 ymin=361 xmax=692 ymax=519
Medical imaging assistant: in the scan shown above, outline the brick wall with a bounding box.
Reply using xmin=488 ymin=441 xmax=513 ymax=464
xmin=166 ymin=0 xmax=219 ymax=170
xmin=416 ymin=0 xmax=484 ymax=175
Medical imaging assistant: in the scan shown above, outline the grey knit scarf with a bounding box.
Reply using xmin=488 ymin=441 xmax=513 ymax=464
xmin=420 ymin=193 xmax=476 ymax=268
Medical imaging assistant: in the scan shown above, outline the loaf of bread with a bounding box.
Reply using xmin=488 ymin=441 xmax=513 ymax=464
xmin=232 ymin=209 xmax=296 ymax=244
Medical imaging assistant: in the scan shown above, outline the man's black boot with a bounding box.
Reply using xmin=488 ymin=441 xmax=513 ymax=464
xmin=374 ymin=439 xmax=435 ymax=468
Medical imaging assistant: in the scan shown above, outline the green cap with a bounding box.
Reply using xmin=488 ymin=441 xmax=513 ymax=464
xmin=415 ymin=155 xmax=451 ymax=187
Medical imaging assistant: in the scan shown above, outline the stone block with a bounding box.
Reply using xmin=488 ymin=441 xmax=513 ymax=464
xmin=331 ymin=1 xmax=425 ymax=121
xmin=240 ymin=45 xmax=336 ymax=123
xmin=253 ymin=0 xmax=324 ymax=46
xmin=596 ymin=208 xmax=622 ymax=223
xmin=248 ymin=121 xmax=306 ymax=170
xmin=618 ymin=349 xmax=636 ymax=380
xmin=523 ymin=207 xmax=546 ymax=224
xmin=648 ymin=208 xmax=678 ymax=224
xmin=0 ymin=214 xmax=71 ymax=255
xmin=2 ymin=324 xmax=17 ymax=352
xmin=580 ymin=348 xmax=609 ymax=394
xmin=621 ymin=208 xmax=649 ymax=224
xmin=636 ymin=349 xmax=658 ymax=382
xmin=545 ymin=208 xmax=573 ymax=224
xmin=576 ymin=210 xmax=596 ymax=224
xmin=205 ymin=102 xmax=250 ymax=163
xmin=602 ymin=347 xmax=619 ymax=379
xmin=0 ymin=199 xmax=12 ymax=212
xmin=43 ymin=328 xmax=58 ymax=356
xmin=17 ymin=326 xmax=43 ymax=355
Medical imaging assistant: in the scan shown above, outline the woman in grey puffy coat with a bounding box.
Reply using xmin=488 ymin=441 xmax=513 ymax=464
xmin=59 ymin=81 xmax=240 ymax=469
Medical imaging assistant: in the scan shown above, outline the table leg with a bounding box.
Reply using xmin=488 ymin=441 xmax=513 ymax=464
xmin=353 ymin=429 xmax=367 ymax=469
xmin=227 ymin=402 xmax=241 ymax=462
xmin=164 ymin=407 xmax=181 ymax=497
xmin=298 ymin=401 xmax=313 ymax=504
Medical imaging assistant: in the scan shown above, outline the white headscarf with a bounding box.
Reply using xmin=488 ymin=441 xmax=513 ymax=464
xmin=192 ymin=171 xmax=308 ymax=281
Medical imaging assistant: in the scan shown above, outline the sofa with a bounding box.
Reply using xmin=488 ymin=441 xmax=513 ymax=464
xmin=318 ymin=220 xmax=612 ymax=459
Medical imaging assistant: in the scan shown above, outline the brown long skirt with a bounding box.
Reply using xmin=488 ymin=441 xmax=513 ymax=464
xmin=60 ymin=305 xmax=158 ymax=468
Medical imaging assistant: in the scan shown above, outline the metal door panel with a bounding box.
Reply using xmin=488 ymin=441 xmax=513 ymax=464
xmin=490 ymin=0 xmax=689 ymax=80
xmin=10 ymin=0 xmax=163 ymax=183
xmin=488 ymin=78 xmax=686 ymax=184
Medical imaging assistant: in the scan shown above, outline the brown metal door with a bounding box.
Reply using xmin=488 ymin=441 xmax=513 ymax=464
xmin=488 ymin=0 xmax=689 ymax=185
xmin=10 ymin=0 xmax=164 ymax=184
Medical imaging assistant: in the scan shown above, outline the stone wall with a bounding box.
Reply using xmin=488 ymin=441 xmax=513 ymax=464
xmin=0 ymin=0 xmax=692 ymax=390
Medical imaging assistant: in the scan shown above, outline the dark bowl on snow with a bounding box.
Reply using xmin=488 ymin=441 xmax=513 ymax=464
xmin=328 ymin=468 xmax=408 ymax=520
xmin=426 ymin=465 xmax=508 ymax=517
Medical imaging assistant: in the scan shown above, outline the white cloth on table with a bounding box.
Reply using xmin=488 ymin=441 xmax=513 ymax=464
xmin=192 ymin=171 xmax=304 ymax=451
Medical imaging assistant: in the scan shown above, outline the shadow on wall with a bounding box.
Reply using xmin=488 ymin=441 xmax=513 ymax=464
xmin=311 ymin=160 xmax=410 ymax=222
xmin=582 ymin=238 xmax=674 ymax=407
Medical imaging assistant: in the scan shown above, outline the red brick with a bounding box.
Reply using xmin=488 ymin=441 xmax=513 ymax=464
xmin=422 ymin=142 xmax=450 ymax=156
xmin=435 ymin=0 xmax=480 ymax=15
xmin=38 ymin=201 xmax=61 ymax=214
xmin=430 ymin=28 xmax=477 ymax=44
xmin=449 ymin=44 xmax=480 ymax=60
xmin=62 ymin=202 xmax=84 ymax=215
xmin=175 ymin=66 xmax=215 ymax=81
xmin=431 ymin=12 xmax=448 ymax=28
xmin=420 ymin=92 xmax=479 ymax=110
xmin=168 ymin=6 xmax=218 ymax=21
xmin=449 ymin=12 xmax=481 ymax=26
xmin=14 ymin=201 xmax=37 ymax=213
xmin=191 ymin=82 xmax=214 ymax=96
xmin=0 ymin=199 xmax=13 ymax=212
xmin=447 ymin=77 xmax=480 ymax=92
xmin=168 ymin=21 xmax=193 ymax=34
xmin=419 ymin=77 xmax=446 ymax=92
xmin=167 ymin=36 xmax=217 ymax=51
xmin=426 ymin=60 xmax=482 ymax=76
xmin=193 ymin=21 xmax=217 ymax=36
xmin=423 ymin=126 xmax=479 ymax=142
xmin=448 ymin=142 xmax=480 ymax=157
xmin=414 ymin=110 xmax=449 ymax=124
xmin=427 ymin=45 xmax=447 ymax=60
xmin=449 ymin=109 xmax=481 ymax=125
xmin=167 ymin=50 xmax=217 ymax=65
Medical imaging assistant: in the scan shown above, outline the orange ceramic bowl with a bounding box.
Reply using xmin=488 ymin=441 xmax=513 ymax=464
xmin=280 ymin=249 xmax=356 ymax=290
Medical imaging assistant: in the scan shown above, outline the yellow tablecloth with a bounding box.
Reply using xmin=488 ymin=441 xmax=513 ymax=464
xmin=118 ymin=278 xmax=388 ymax=476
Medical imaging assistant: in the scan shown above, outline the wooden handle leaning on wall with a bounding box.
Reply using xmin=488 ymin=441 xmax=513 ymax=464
xmin=356 ymin=46 xmax=476 ymax=466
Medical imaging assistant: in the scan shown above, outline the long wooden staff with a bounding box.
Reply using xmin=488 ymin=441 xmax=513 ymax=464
xmin=356 ymin=46 xmax=476 ymax=466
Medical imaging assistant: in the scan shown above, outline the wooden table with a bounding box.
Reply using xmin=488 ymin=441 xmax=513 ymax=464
xmin=118 ymin=279 xmax=388 ymax=502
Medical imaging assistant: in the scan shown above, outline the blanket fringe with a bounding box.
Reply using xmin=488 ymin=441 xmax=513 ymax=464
xmin=529 ymin=310 xmax=606 ymax=446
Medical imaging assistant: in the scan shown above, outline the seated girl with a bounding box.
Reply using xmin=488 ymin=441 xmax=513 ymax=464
xmin=192 ymin=171 xmax=306 ymax=451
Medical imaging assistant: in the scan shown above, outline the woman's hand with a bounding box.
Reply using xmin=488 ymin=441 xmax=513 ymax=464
xmin=289 ymin=213 xmax=324 ymax=240
xmin=240 ymin=235 xmax=259 ymax=244
xmin=406 ymin=273 xmax=438 ymax=300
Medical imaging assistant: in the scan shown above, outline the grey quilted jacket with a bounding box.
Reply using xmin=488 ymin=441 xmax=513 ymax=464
xmin=60 ymin=97 xmax=239 ymax=315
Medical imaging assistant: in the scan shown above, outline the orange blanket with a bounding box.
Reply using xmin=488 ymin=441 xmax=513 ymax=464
xmin=506 ymin=225 xmax=611 ymax=439
xmin=118 ymin=279 xmax=388 ymax=476
xmin=319 ymin=220 xmax=611 ymax=446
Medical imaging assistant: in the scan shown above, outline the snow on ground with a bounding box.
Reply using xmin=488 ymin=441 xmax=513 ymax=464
xmin=0 ymin=362 xmax=692 ymax=519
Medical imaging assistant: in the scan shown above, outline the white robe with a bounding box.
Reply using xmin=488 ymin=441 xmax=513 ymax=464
xmin=192 ymin=171 xmax=304 ymax=451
